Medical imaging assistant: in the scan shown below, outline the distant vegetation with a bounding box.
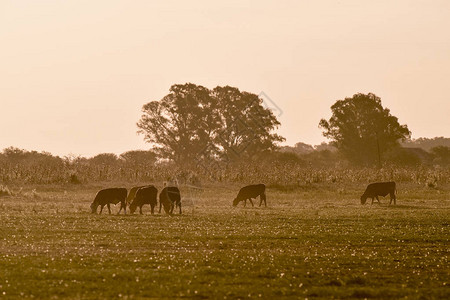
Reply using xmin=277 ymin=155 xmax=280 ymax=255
xmin=0 ymin=89 xmax=449 ymax=186
xmin=0 ymin=143 xmax=448 ymax=187
xmin=402 ymin=136 xmax=450 ymax=151
xmin=281 ymin=139 xmax=450 ymax=168
xmin=319 ymin=93 xmax=411 ymax=166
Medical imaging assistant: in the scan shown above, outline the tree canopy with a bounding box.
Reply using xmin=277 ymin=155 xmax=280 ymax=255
xmin=430 ymin=146 xmax=450 ymax=166
xmin=137 ymin=83 xmax=284 ymax=165
xmin=319 ymin=93 xmax=411 ymax=166
xmin=120 ymin=150 xmax=157 ymax=167
xmin=212 ymin=86 xmax=284 ymax=161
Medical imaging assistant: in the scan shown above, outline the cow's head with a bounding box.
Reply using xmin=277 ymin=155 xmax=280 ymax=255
xmin=160 ymin=198 xmax=173 ymax=215
xmin=90 ymin=202 xmax=98 ymax=213
xmin=360 ymin=195 xmax=367 ymax=205
xmin=232 ymin=198 xmax=240 ymax=207
xmin=129 ymin=202 xmax=137 ymax=214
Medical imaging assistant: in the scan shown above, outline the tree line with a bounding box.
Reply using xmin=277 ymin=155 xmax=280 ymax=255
xmin=1 ymin=84 xmax=449 ymax=186
xmin=0 ymin=146 xmax=448 ymax=187
xmin=137 ymin=85 xmax=448 ymax=168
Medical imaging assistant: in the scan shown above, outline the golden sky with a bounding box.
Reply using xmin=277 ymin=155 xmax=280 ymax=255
xmin=1 ymin=0 xmax=449 ymax=157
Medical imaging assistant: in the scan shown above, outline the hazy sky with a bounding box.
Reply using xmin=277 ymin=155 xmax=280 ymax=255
xmin=1 ymin=0 xmax=449 ymax=157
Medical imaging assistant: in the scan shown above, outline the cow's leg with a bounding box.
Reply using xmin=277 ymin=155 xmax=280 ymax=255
xmin=100 ymin=205 xmax=104 ymax=214
xmin=260 ymin=193 xmax=267 ymax=207
xmin=140 ymin=206 xmax=143 ymax=215
xmin=244 ymin=199 xmax=246 ymax=207
xmin=248 ymin=198 xmax=254 ymax=207
xmin=375 ymin=196 xmax=380 ymax=204
xmin=107 ymin=204 xmax=111 ymax=214
xmin=117 ymin=201 xmax=124 ymax=215
xmin=390 ymin=192 xmax=396 ymax=205
xmin=371 ymin=197 xmax=374 ymax=205
xmin=159 ymin=202 xmax=162 ymax=213
xmin=179 ymin=201 xmax=182 ymax=214
xmin=151 ymin=204 xmax=155 ymax=215
xmin=170 ymin=202 xmax=175 ymax=214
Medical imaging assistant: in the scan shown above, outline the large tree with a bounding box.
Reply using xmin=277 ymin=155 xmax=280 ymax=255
xmin=319 ymin=93 xmax=411 ymax=166
xmin=137 ymin=84 xmax=284 ymax=164
xmin=212 ymin=86 xmax=284 ymax=161
xmin=137 ymin=83 xmax=219 ymax=164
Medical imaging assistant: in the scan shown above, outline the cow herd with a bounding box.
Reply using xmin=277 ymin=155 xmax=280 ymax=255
xmin=90 ymin=185 xmax=181 ymax=215
xmin=90 ymin=181 xmax=397 ymax=215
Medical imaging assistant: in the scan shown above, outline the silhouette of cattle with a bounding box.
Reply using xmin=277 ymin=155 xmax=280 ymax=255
xmin=361 ymin=182 xmax=396 ymax=205
xmin=126 ymin=186 xmax=146 ymax=206
xmin=233 ymin=184 xmax=266 ymax=207
xmin=90 ymin=188 xmax=127 ymax=214
xmin=129 ymin=185 xmax=158 ymax=214
xmin=159 ymin=186 xmax=181 ymax=215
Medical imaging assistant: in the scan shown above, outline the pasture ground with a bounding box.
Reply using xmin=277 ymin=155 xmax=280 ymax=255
xmin=0 ymin=183 xmax=449 ymax=299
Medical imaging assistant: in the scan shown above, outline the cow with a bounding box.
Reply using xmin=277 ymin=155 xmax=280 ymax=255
xmin=126 ymin=186 xmax=146 ymax=206
xmin=90 ymin=188 xmax=128 ymax=214
xmin=360 ymin=182 xmax=396 ymax=205
xmin=233 ymin=184 xmax=266 ymax=207
xmin=159 ymin=186 xmax=181 ymax=215
xmin=129 ymin=185 xmax=158 ymax=215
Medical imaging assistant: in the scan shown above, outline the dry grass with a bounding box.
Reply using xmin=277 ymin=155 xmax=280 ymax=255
xmin=0 ymin=183 xmax=449 ymax=299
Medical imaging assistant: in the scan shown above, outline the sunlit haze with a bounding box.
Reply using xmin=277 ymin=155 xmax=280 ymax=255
xmin=1 ymin=0 xmax=449 ymax=157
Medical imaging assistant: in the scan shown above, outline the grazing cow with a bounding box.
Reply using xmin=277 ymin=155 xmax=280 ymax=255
xmin=233 ymin=184 xmax=266 ymax=207
xmin=90 ymin=188 xmax=127 ymax=214
xmin=159 ymin=186 xmax=181 ymax=215
xmin=360 ymin=182 xmax=396 ymax=205
xmin=126 ymin=186 xmax=146 ymax=206
xmin=129 ymin=185 xmax=158 ymax=214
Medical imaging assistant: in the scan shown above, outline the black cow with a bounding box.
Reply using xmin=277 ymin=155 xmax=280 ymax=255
xmin=126 ymin=186 xmax=146 ymax=206
xmin=90 ymin=188 xmax=128 ymax=214
xmin=233 ymin=184 xmax=266 ymax=207
xmin=129 ymin=185 xmax=158 ymax=214
xmin=360 ymin=182 xmax=396 ymax=205
xmin=159 ymin=186 xmax=181 ymax=215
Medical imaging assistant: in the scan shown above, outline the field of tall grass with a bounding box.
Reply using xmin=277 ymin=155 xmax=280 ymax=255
xmin=0 ymin=180 xmax=448 ymax=299
xmin=1 ymin=157 xmax=449 ymax=188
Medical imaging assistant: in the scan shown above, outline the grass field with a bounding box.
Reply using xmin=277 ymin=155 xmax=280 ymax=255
xmin=0 ymin=183 xmax=449 ymax=299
